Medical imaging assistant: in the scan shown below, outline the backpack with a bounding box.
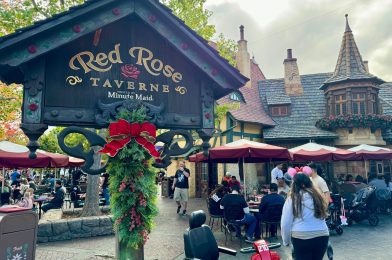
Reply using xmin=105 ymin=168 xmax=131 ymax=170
xmin=375 ymin=188 xmax=391 ymax=201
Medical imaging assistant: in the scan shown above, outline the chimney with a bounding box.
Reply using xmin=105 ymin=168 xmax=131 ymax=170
xmin=284 ymin=49 xmax=303 ymax=95
xmin=364 ymin=60 xmax=369 ymax=72
xmin=236 ymin=25 xmax=251 ymax=86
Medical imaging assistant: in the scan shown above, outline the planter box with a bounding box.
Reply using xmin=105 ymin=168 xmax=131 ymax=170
xmin=37 ymin=208 xmax=114 ymax=243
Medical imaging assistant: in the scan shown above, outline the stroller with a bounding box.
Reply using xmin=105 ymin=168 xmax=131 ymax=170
xmin=326 ymin=194 xmax=344 ymax=235
xmin=346 ymin=186 xmax=379 ymax=226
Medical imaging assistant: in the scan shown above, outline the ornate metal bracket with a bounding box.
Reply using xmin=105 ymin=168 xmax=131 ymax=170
xmin=58 ymin=127 xmax=107 ymax=175
xmin=58 ymin=126 xmax=194 ymax=173
xmin=95 ymin=99 xmax=165 ymax=127
xmin=153 ymin=130 xmax=194 ymax=169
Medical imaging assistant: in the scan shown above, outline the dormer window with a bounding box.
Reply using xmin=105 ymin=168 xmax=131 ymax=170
xmin=229 ymin=91 xmax=244 ymax=102
xmin=270 ymin=105 xmax=289 ymax=116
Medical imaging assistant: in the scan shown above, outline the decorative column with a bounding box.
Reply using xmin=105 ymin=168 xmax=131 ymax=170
xmin=20 ymin=59 xmax=48 ymax=158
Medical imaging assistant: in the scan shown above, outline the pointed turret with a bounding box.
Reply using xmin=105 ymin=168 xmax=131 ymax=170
xmin=321 ymin=14 xmax=384 ymax=89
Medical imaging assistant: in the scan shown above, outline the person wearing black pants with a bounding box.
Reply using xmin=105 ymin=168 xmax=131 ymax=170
xmin=291 ymin=236 xmax=329 ymax=260
xmin=281 ymin=171 xmax=329 ymax=260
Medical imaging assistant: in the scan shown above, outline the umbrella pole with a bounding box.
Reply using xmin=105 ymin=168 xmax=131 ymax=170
xmin=2 ymin=167 xmax=4 ymax=193
xmin=243 ymin=158 xmax=246 ymax=199
xmin=364 ymin=160 xmax=368 ymax=184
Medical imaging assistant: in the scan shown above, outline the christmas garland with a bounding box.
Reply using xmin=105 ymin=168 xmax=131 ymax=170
xmin=100 ymin=108 xmax=159 ymax=248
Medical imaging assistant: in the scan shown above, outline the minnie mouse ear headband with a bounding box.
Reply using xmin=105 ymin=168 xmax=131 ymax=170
xmin=287 ymin=166 xmax=312 ymax=178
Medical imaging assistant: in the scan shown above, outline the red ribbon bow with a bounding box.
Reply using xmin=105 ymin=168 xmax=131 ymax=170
xmin=294 ymin=167 xmax=304 ymax=173
xmin=99 ymin=119 xmax=160 ymax=158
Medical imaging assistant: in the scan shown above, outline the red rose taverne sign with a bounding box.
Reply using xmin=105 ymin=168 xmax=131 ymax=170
xmin=67 ymin=44 xmax=186 ymax=101
xmin=43 ymin=18 xmax=209 ymax=129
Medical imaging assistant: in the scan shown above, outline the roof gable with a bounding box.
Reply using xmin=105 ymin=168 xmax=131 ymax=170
xmin=0 ymin=0 xmax=247 ymax=98
xmin=217 ymin=60 xmax=275 ymax=126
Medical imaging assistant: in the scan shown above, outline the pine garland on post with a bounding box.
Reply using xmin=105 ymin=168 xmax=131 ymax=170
xmin=99 ymin=108 xmax=159 ymax=259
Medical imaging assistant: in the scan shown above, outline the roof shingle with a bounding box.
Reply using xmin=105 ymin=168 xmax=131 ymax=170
xmin=218 ymin=59 xmax=275 ymax=126
xmin=379 ymin=83 xmax=392 ymax=141
xmin=259 ymin=73 xmax=338 ymax=140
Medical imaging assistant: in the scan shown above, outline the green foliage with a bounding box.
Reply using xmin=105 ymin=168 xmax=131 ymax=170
xmin=0 ymin=0 xmax=85 ymax=36
xmin=38 ymin=126 xmax=90 ymax=154
xmin=161 ymin=0 xmax=216 ymax=40
xmin=106 ymin=108 xmax=158 ymax=248
xmin=214 ymin=102 xmax=240 ymax=128
xmin=316 ymin=114 xmax=392 ymax=130
xmin=216 ymin=33 xmax=238 ymax=67
xmin=161 ymin=0 xmax=237 ymax=66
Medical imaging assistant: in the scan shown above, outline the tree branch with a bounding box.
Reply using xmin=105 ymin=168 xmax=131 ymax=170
xmin=31 ymin=0 xmax=50 ymax=18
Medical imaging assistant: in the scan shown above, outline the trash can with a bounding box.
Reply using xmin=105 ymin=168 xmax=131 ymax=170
xmin=0 ymin=208 xmax=38 ymax=260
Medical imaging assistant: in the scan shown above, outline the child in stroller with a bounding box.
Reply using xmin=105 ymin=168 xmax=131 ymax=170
xmin=346 ymin=186 xmax=379 ymax=226
xmin=327 ymin=194 xmax=344 ymax=235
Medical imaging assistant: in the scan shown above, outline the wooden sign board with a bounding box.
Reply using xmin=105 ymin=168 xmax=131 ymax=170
xmin=41 ymin=16 xmax=211 ymax=129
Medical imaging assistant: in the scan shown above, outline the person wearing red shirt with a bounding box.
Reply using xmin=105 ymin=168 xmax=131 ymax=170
xmin=228 ymin=176 xmax=241 ymax=189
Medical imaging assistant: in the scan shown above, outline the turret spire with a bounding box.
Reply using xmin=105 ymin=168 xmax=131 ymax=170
xmin=345 ymin=14 xmax=351 ymax=32
xmin=320 ymin=14 xmax=384 ymax=89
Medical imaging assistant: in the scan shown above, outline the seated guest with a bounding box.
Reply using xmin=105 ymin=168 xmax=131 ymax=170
xmin=208 ymin=185 xmax=228 ymax=216
xmin=220 ymin=185 xmax=258 ymax=243
xmin=345 ymin=174 xmax=353 ymax=182
xmin=0 ymin=176 xmax=11 ymax=205
xmin=256 ymin=183 xmax=285 ymax=238
xmin=42 ymin=180 xmax=65 ymax=213
xmin=355 ymin=175 xmax=364 ymax=183
xmin=17 ymin=188 xmax=34 ymax=209
xmin=20 ymin=178 xmax=30 ymax=195
xmin=228 ymin=176 xmax=241 ymax=189
xmin=369 ymin=174 xmax=387 ymax=189
xmin=222 ymin=172 xmax=231 ymax=183
xmin=28 ymin=178 xmax=37 ymax=191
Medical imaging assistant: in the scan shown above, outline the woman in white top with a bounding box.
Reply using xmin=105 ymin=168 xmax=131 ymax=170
xmin=281 ymin=173 xmax=329 ymax=260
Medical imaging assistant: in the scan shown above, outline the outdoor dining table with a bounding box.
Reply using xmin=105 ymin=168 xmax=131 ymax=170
xmin=33 ymin=196 xmax=48 ymax=219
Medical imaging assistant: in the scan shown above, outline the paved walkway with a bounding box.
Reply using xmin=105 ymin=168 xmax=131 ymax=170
xmin=36 ymin=194 xmax=392 ymax=260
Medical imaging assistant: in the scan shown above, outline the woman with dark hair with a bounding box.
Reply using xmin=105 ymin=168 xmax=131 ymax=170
xmin=208 ymin=184 xmax=228 ymax=216
xmin=281 ymin=173 xmax=329 ymax=260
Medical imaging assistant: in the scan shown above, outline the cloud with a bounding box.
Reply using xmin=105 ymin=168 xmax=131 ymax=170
xmin=206 ymin=0 xmax=392 ymax=81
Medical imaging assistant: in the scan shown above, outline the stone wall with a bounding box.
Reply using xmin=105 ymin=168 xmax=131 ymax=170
xmin=37 ymin=209 xmax=114 ymax=243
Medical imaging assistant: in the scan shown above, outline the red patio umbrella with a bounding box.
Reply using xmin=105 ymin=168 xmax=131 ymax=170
xmin=348 ymin=144 xmax=392 ymax=160
xmin=0 ymin=141 xmax=52 ymax=168
xmin=0 ymin=141 xmax=71 ymax=168
xmin=68 ymin=156 xmax=85 ymax=167
xmin=38 ymin=150 xmax=69 ymax=167
xmin=289 ymin=142 xmax=358 ymax=161
xmin=189 ymin=139 xmax=290 ymax=163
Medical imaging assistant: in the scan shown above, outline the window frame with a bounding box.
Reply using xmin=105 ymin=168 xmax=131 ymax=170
xmin=270 ymin=105 xmax=289 ymax=116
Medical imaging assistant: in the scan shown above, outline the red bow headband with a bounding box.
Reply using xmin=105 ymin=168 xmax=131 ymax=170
xmin=287 ymin=166 xmax=312 ymax=177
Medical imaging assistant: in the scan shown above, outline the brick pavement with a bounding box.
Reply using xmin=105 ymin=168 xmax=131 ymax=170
xmin=36 ymin=194 xmax=392 ymax=260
